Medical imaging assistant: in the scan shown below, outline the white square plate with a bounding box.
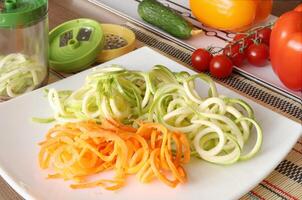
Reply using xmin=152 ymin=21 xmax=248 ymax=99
xmin=0 ymin=47 xmax=301 ymax=200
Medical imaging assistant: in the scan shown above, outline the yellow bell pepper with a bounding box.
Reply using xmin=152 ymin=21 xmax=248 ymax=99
xmin=189 ymin=0 xmax=273 ymax=31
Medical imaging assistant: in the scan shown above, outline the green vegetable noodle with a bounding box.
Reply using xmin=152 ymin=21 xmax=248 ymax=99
xmin=0 ymin=53 xmax=46 ymax=99
xmin=138 ymin=0 xmax=201 ymax=39
xmin=41 ymin=65 xmax=262 ymax=165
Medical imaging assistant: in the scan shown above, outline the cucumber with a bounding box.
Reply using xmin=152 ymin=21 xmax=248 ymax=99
xmin=138 ymin=0 xmax=201 ymax=39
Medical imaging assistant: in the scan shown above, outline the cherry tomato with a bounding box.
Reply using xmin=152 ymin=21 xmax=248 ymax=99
xmin=257 ymin=27 xmax=272 ymax=45
xmin=191 ymin=49 xmax=213 ymax=72
xmin=223 ymin=44 xmax=245 ymax=67
xmin=234 ymin=33 xmax=254 ymax=53
xmin=246 ymin=43 xmax=269 ymax=66
xmin=234 ymin=33 xmax=246 ymax=41
xmin=210 ymin=55 xmax=233 ymax=78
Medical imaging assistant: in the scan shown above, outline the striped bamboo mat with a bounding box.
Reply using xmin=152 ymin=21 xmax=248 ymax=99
xmin=0 ymin=22 xmax=301 ymax=200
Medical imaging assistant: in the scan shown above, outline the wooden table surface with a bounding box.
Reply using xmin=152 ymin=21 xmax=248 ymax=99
xmin=0 ymin=0 xmax=301 ymax=199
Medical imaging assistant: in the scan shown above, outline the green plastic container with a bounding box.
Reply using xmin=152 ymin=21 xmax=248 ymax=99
xmin=49 ymin=18 xmax=105 ymax=73
xmin=0 ymin=0 xmax=49 ymax=101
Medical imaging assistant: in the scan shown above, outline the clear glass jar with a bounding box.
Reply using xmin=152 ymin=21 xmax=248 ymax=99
xmin=0 ymin=0 xmax=48 ymax=101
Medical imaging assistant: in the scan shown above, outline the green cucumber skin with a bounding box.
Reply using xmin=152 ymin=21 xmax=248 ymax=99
xmin=138 ymin=0 xmax=192 ymax=39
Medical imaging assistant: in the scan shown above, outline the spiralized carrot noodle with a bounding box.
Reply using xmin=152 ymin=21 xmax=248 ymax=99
xmin=38 ymin=119 xmax=190 ymax=190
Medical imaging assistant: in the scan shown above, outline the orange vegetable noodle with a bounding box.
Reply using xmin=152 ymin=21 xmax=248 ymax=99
xmin=38 ymin=119 xmax=190 ymax=190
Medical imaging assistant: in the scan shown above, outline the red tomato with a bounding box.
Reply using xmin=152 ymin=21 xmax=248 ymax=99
xmin=209 ymin=55 xmax=233 ymax=78
xmin=191 ymin=49 xmax=213 ymax=72
xmin=233 ymin=33 xmax=246 ymax=41
xmin=270 ymin=4 xmax=302 ymax=91
xmin=246 ymin=43 xmax=269 ymax=66
xmin=294 ymin=4 xmax=302 ymax=12
xmin=234 ymin=33 xmax=254 ymax=45
xmin=234 ymin=33 xmax=254 ymax=53
xmin=223 ymin=44 xmax=245 ymax=67
xmin=257 ymin=27 xmax=272 ymax=45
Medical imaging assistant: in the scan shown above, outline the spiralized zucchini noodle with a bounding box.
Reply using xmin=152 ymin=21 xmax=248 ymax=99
xmin=0 ymin=53 xmax=45 ymax=98
xmin=40 ymin=65 xmax=262 ymax=165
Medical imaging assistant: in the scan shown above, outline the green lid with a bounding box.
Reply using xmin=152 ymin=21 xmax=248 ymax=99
xmin=0 ymin=0 xmax=48 ymax=28
xmin=49 ymin=18 xmax=104 ymax=73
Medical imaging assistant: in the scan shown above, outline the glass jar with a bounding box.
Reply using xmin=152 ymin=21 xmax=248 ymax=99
xmin=0 ymin=0 xmax=48 ymax=101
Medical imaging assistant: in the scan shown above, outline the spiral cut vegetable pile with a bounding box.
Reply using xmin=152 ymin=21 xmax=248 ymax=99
xmin=0 ymin=53 xmax=45 ymax=98
xmin=39 ymin=119 xmax=190 ymax=189
xmin=44 ymin=65 xmax=262 ymax=165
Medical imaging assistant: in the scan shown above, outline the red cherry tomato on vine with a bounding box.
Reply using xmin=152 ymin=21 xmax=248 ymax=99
xmin=234 ymin=33 xmax=254 ymax=53
xmin=191 ymin=49 xmax=213 ymax=72
xmin=234 ymin=33 xmax=255 ymax=44
xmin=233 ymin=33 xmax=246 ymax=41
xmin=257 ymin=27 xmax=272 ymax=45
xmin=223 ymin=44 xmax=245 ymax=67
xmin=246 ymin=43 xmax=269 ymax=66
xmin=210 ymin=55 xmax=233 ymax=78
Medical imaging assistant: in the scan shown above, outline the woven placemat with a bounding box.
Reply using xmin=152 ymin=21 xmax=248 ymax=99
xmin=0 ymin=22 xmax=301 ymax=200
